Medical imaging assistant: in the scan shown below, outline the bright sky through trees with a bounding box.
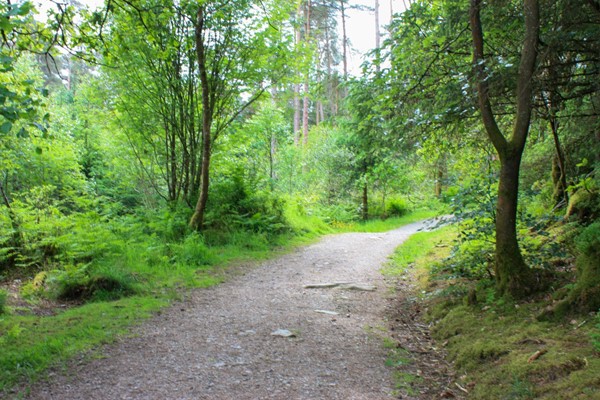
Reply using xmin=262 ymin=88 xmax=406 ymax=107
xmin=346 ymin=0 xmax=406 ymax=74
xmin=34 ymin=0 xmax=405 ymax=75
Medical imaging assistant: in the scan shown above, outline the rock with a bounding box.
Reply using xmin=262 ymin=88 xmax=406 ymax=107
xmin=314 ymin=310 xmax=339 ymax=315
xmin=270 ymin=329 xmax=296 ymax=338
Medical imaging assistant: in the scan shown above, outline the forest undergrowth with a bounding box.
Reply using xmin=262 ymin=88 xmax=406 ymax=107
xmin=385 ymin=225 xmax=600 ymax=399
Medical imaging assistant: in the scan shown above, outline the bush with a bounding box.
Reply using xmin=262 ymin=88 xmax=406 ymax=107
xmin=438 ymin=239 xmax=494 ymax=280
xmin=143 ymin=205 xmax=191 ymax=242
xmin=543 ymin=222 xmax=600 ymax=320
xmin=171 ymin=233 xmax=216 ymax=268
xmin=386 ymin=198 xmax=410 ymax=217
xmin=569 ymin=222 xmax=600 ymax=313
xmin=205 ymin=174 xmax=289 ymax=238
xmin=46 ymin=264 xmax=139 ymax=302
xmin=311 ymin=203 xmax=357 ymax=224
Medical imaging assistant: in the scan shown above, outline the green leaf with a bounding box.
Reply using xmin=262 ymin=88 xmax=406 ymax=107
xmin=35 ymin=146 xmax=43 ymax=155
xmin=0 ymin=121 xmax=12 ymax=134
xmin=33 ymin=122 xmax=47 ymax=133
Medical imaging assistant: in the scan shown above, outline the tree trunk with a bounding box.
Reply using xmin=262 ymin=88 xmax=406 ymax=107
xmin=340 ymin=0 xmax=348 ymax=80
xmin=549 ymin=116 xmax=568 ymax=207
xmin=293 ymin=3 xmax=302 ymax=145
xmin=495 ymin=153 xmax=535 ymax=295
xmin=270 ymin=132 xmax=276 ymax=187
xmin=362 ymin=181 xmax=369 ymax=221
xmin=375 ymin=0 xmax=381 ymax=50
xmin=375 ymin=0 xmax=381 ymax=73
xmin=294 ymin=83 xmax=301 ymax=145
xmin=189 ymin=124 xmax=211 ymax=230
xmin=435 ymin=155 xmax=445 ymax=198
xmin=319 ymin=101 xmax=325 ymax=124
xmin=381 ymin=184 xmax=387 ymax=218
xmin=302 ymin=0 xmax=311 ymax=145
xmin=0 ymin=180 xmax=22 ymax=267
xmin=470 ymin=0 xmax=540 ymax=297
xmin=190 ymin=6 xmax=212 ymax=231
xmin=303 ymin=82 xmax=309 ymax=144
xmin=315 ymin=100 xmax=321 ymax=125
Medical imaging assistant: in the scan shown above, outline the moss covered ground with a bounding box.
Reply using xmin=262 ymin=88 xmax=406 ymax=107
xmin=386 ymin=226 xmax=600 ymax=399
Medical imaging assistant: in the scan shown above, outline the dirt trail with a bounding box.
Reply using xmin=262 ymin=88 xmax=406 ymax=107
xmin=26 ymin=221 xmax=443 ymax=400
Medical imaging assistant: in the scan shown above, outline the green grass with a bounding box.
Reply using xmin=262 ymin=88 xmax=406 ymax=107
xmin=384 ymin=224 xmax=600 ymax=400
xmin=392 ymin=371 xmax=423 ymax=396
xmin=383 ymin=337 xmax=412 ymax=368
xmin=0 ymin=296 xmax=167 ymax=394
xmin=337 ymin=209 xmax=440 ymax=233
xmin=382 ymin=224 xmax=454 ymax=278
xmin=0 ymin=289 xmax=7 ymax=314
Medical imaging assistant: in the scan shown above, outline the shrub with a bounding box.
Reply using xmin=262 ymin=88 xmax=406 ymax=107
xmin=143 ymin=206 xmax=190 ymax=242
xmin=171 ymin=233 xmax=216 ymax=268
xmin=205 ymin=174 xmax=289 ymax=238
xmin=311 ymin=203 xmax=357 ymax=224
xmin=386 ymin=198 xmax=410 ymax=217
xmin=46 ymin=264 xmax=139 ymax=302
xmin=569 ymin=222 xmax=600 ymax=313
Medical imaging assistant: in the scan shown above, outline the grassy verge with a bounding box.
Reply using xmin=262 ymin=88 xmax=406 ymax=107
xmin=0 ymin=296 xmax=167 ymax=395
xmin=385 ymin=225 xmax=600 ymax=399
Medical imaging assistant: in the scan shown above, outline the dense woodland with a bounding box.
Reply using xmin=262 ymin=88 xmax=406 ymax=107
xmin=0 ymin=0 xmax=599 ymax=396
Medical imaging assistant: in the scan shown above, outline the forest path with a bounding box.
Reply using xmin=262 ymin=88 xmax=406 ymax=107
xmin=27 ymin=221 xmax=440 ymax=400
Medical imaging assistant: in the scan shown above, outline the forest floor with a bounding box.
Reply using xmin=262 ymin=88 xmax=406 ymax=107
xmin=23 ymin=220 xmax=460 ymax=400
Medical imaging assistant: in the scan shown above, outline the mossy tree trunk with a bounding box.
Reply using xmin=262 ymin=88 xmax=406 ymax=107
xmin=569 ymin=223 xmax=600 ymax=312
xmin=495 ymin=153 xmax=537 ymax=295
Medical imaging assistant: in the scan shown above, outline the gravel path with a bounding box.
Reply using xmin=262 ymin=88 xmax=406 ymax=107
xmin=26 ymin=221 xmax=434 ymax=400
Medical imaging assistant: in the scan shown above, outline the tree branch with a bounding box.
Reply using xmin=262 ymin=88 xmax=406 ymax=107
xmin=470 ymin=0 xmax=508 ymax=155
xmin=511 ymin=0 xmax=539 ymax=152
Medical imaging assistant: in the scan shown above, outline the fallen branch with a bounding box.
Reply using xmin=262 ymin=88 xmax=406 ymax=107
xmin=455 ymin=382 xmax=469 ymax=394
xmin=303 ymin=282 xmax=376 ymax=291
xmin=527 ymin=349 xmax=548 ymax=363
xmin=303 ymin=282 xmax=351 ymax=289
